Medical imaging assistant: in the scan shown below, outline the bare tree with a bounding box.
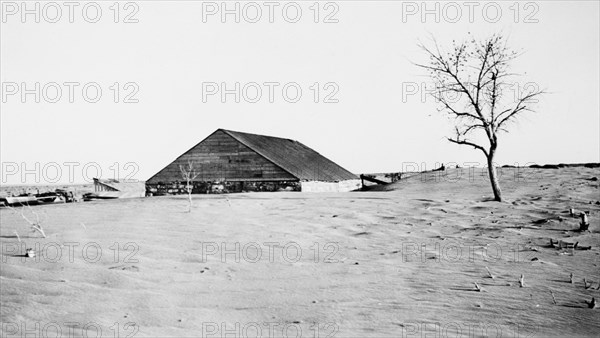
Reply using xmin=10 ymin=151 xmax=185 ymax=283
xmin=416 ymin=33 xmax=543 ymax=201
xmin=7 ymin=204 xmax=47 ymax=238
xmin=179 ymin=160 xmax=199 ymax=212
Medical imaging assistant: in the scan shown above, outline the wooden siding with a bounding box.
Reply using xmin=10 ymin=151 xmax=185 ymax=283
xmin=147 ymin=130 xmax=297 ymax=184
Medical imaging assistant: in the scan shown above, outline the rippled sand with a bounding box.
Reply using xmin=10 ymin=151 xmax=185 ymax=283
xmin=1 ymin=167 xmax=599 ymax=337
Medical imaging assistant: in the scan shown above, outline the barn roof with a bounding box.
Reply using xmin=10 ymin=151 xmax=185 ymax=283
xmin=220 ymin=129 xmax=358 ymax=182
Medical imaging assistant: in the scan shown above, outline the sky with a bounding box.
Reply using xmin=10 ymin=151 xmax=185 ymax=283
xmin=1 ymin=0 xmax=599 ymax=185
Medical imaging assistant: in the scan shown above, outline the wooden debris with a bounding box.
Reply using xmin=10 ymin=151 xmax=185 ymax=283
xmin=519 ymin=275 xmax=525 ymax=287
xmin=549 ymin=290 xmax=557 ymax=305
xmin=559 ymin=241 xmax=576 ymax=249
xmin=570 ymin=273 xmax=574 ymax=284
xmin=580 ymin=213 xmax=590 ymax=231
xmin=587 ymin=297 xmax=596 ymax=309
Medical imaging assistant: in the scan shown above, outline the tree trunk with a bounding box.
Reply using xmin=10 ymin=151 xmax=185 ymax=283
xmin=487 ymin=154 xmax=502 ymax=202
xmin=187 ymin=180 xmax=192 ymax=212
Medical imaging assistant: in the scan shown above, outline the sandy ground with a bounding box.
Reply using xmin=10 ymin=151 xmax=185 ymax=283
xmin=1 ymin=167 xmax=599 ymax=337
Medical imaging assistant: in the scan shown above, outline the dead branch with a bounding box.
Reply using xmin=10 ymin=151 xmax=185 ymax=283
xmin=6 ymin=205 xmax=46 ymax=238
xmin=179 ymin=160 xmax=200 ymax=212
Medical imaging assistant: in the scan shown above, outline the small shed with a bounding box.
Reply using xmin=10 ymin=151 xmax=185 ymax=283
xmin=92 ymin=178 xmax=146 ymax=199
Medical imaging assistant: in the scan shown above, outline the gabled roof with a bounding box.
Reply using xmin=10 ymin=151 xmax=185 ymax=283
xmin=221 ymin=129 xmax=358 ymax=181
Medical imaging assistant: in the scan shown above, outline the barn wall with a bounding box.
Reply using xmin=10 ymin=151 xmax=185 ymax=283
xmin=300 ymin=179 xmax=362 ymax=192
xmin=147 ymin=180 xmax=301 ymax=195
xmin=148 ymin=130 xmax=297 ymax=184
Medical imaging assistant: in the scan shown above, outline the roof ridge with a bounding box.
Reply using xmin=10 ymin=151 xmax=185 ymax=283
xmin=220 ymin=128 xmax=299 ymax=143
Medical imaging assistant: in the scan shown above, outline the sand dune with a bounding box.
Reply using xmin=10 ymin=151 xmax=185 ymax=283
xmin=1 ymin=167 xmax=599 ymax=337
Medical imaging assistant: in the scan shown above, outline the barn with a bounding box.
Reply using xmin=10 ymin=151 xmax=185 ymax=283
xmin=146 ymin=129 xmax=361 ymax=194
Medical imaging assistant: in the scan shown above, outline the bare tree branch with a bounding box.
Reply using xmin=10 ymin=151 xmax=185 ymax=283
xmin=447 ymin=137 xmax=489 ymax=157
xmin=417 ymin=33 xmax=543 ymax=202
xmin=179 ymin=160 xmax=200 ymax=212
xmin=494 ymin=91 xmax=544 ymax=131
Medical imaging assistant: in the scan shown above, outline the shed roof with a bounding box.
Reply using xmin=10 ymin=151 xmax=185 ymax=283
xmin=94 ymin=178 xmax=146 ymax=192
